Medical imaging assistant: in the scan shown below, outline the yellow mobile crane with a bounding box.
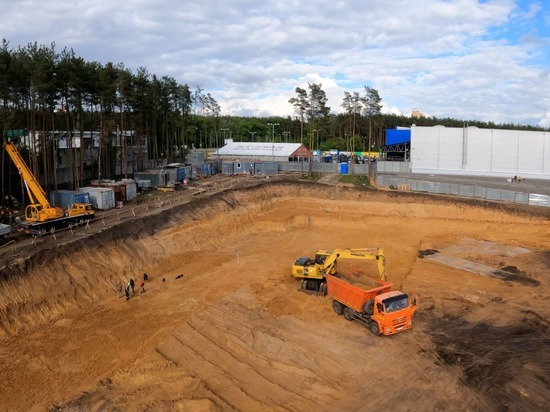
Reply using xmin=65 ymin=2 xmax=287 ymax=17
xmin=3 ymin=141 xmax=94 ymax=235
xmin=291 ymin=248 xmax=387 ymax=294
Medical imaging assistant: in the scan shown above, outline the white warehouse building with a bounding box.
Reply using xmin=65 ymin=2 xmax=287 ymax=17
xmin=410 ymin=126 xmax=550 ymax=180
xmin=216 ymin=142 xmax=312 ymax=162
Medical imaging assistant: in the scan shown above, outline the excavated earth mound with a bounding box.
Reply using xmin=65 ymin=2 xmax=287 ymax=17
xmin=0 ymin=177 xmax=549 ymax=411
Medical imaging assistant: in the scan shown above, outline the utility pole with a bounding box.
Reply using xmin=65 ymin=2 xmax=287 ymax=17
xmin=267 ymin=122 xmax=279 ymax=161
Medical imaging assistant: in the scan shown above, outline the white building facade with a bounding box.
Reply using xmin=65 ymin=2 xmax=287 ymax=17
xmin=411 ymin=126 xmax=550 ymax=180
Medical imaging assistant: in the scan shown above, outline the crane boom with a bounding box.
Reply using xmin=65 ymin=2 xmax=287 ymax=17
xmin=3 ymin=140 xmax=66 ymax=222
xmin=3 ymin=140 xmax=95 ymax=234
xmin=3 ymin=141 xmax=51 ymax=208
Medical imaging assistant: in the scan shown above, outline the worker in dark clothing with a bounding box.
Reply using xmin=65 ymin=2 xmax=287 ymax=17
xmin=129 ymin=278 xmax=135 ymax=295
xmin=125 ymin=284 xmax=130 ymax=301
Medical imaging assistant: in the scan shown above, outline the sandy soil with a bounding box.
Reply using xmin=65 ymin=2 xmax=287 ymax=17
xmin=0 ymin=177 xmax=549 ymax=411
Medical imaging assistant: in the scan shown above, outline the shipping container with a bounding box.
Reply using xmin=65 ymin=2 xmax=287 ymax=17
xmin=79 ymin=187 xmax=116 ymax=210
xmin=208 ymin=161 xmax=219 ymax=175
xmin=177 ymin=167 xmax=185 ymax=182
xmin=134 ymin=171 xmax=168 ymax=188
xmin=137 ymin=180 xmax=151 ymax=190
xmin=183 ymin=166 xmax=192 ymax=180
xmin=49 ymin=190 xmax=90 ymax=209
xmin=222 ymin=162 xmax=234 ymax=174
xmin=123 ymin=181 xmax=137 ymax=201
xmin=163 ymin=168 xmax=178 ymax=183
xmin=254 ymin=162 xmax=279 ymax=176
xmin=103 ymin=184 xmax=126 ymax=203
xmin=185 ymin=152 xmax=205 ymax=165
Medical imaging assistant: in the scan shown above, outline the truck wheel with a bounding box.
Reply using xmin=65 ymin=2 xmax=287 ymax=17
xmin=370 ymin=322 xmax=380 ymax=336
xmin=332 ymin=300 xmax=344 ymax=315
xmin=343 ymin=307 xmax=354 ymax=321
xmin=319 ymin=282 xmax=327 ymax=295
xmin=363 ymin=299 xmax=374 ymax=316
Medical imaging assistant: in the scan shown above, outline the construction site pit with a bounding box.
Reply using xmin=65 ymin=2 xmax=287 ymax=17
xmin=0 ymin=176 xmax=548 ymax=411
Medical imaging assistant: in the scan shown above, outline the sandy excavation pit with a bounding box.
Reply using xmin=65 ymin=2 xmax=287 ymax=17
xmin=0 ymin=179 xmax=549 ymax=411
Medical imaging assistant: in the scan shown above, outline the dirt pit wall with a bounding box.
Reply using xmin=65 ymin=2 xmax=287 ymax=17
xmin=0 ymin=180 xmax=549 ymax=411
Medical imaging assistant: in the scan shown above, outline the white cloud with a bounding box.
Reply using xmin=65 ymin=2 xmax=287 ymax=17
xmin=1 ymin=0 xmax=549 ymax=126
xmin=539 ymin=109 xmax=550 ymax=128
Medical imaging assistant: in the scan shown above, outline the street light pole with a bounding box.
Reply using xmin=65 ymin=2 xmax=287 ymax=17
xmin=221 ymin=128 xmax=229 ymax=143
xmin=187 ymin=126 xmax=197 ymax=152
xmin=313 ymin=129 xmax=320 ymax=154
xmin=267 ymin=122 xmax=279 ymax=161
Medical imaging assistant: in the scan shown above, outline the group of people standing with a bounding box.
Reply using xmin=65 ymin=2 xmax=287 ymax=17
xmin=117 ymin=273 xmax=148 ymax=300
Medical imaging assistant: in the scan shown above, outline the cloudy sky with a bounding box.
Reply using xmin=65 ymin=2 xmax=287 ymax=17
xmin=2 ymin=0 xmax=549 ymax=126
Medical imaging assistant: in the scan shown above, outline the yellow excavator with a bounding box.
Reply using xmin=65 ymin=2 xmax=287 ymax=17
xmin=3 ymin=141 xmax=94 ymax=235
xmin=291 ymin=248 xmax=387 ymax=295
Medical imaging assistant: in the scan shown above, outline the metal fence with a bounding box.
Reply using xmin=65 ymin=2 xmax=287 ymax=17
xmin=376 ymin=175 xmax=550 ymax=207
xmin=376 ymin=161 xmax=411 ymax=173
xmin=277 ymin=162 xmax=372 ymax=174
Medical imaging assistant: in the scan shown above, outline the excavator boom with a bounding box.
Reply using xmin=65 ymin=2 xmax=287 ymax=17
xmin=322 ymin=248 xmax=387 ymax=281
xmin=292 ymin=247 xmax=387 ymax=294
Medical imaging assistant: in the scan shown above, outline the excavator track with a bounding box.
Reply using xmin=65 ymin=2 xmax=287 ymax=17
xmin=298 ymin=280 xmax=327 ymax=296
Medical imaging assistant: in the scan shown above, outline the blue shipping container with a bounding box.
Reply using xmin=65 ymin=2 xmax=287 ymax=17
xmin=177 ymin=167 xmax=185 ymax=182
xmin=49 ymin=190 xmax=90 ymax=209
xmin=208 ymin=162 xmax=218 ymax=175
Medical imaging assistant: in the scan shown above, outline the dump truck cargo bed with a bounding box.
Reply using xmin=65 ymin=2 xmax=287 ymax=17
xmin=326 ymin=274 xmax=393 ymax=312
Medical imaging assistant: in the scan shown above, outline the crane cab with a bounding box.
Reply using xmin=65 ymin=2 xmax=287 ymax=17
xmin=25 ymin=204 xmax=64 ymax=222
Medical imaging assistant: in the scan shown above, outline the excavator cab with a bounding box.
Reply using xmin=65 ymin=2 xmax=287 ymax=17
xmin=314 ymin=252 xmax=329 ymax=265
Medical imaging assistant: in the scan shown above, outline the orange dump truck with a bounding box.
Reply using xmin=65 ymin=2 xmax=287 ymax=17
xmin=326 ymin=274 xmax=417 ymax=336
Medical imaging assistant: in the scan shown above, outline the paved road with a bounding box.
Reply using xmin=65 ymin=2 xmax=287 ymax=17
xmin=378 ymin=171 xmax=550 ymax=196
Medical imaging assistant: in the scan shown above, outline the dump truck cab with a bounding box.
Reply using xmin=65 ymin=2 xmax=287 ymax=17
xmin=371 ymin=291 xmax=418 ymax=336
